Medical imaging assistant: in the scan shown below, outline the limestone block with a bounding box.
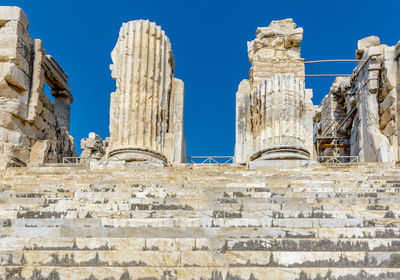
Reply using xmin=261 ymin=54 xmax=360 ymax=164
xmin=29 ymin=140 xmax=50 ymax=164
xmin=0 ymin=111 xmax=20 ymax=131
xmin=383 ymin=119 xmax=396 ymax=138
xmin=0 ymin=62 xmax=29 ymax=92
xmin=0 ymin=6 xmax=29 ymax=31
xmin=39 ymin=91 xmax=55 ymax=112
xmin=0 ymin=140 xmax=29 ymax=163
xmin=379 ymin=105 xmax=396 ymax=129
xmin=247 ymin=19 xmax=305 ymax=89
xmin=0 ymin=126 xmax=29 ymax=146
xmin=356 ymin=36 xmax=380 ymax=59
xmin=80 ymin=132 xmax=106 ymax=159
xmin=41 ymin=106 xmax=56 ymax=127
xmin=379 ymin=93 xmax=395 ymax=115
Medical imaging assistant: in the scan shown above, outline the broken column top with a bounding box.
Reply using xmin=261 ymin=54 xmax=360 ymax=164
xmin=247 ymin=18 xmax=305 ymax=89
xmin=248 ymin=18 xmax=303 ymax=62
xmin=356 ymin=36 xmax=380 ymax=59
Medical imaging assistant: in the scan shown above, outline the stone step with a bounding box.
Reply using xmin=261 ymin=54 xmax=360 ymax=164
xmin=1 ymin=237 xmax=399 ymax=252
xmin=3 ymin=217 xmax=399 ymax=228
xmin=3 ymin=209 xmax=393 ymax=220
xmin=1 ymin=250 xmax=400 ymax=268
xmin=2 ymin=227 xmax=400 ymax=239
xmin=1 ymin=266 xmax=400 ymax=279
xmin=1 ymin=204 xmax=400 ymax=219
xmin=3 ymin=184 xmax=400 ymax=194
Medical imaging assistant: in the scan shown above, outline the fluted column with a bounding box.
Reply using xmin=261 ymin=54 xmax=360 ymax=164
xmin=235 ymin=19 xmax=313 ymax=166
xmin=249 ymin=74 xmax=310 ymax=161
xmin=108 ymin=20 xmax=185 ymax=164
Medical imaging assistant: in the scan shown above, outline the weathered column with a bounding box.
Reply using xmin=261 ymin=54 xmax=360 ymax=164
xmin=108 ymin=20 xmax=185 ymax=165
xmin=52 ymin=90 xmax=72 ymax=131
xmin=235 ymin=19 xmax=313 ymax=167
xmin=248 ymin=74 xmax=310 ymax=162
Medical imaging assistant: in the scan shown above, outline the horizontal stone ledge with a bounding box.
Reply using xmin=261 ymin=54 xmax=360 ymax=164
xmin=1 ymin=237 xmax=400 ymax=252
xmin=1 ymin=266 xmax=400 ymax=280
xmin=1 ymin=250 xmax=400 ymax=268
xmin=3 ymin=217 xmax=400 ymax=229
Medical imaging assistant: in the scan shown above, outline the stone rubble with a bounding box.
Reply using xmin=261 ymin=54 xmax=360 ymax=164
xmin=80 ymin=132 xmax=108 ymax=159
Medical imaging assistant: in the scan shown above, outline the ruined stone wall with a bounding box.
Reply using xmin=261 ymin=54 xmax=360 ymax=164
xmin=318 ymin=77 xmax=350 ymax=157
xmin=353 ymin=37 xmax=398 ymax=162
xmin=0 ymin=7 xmax=75 ymax=167
xmin=317 ymin=36 xmax=400 ymax=162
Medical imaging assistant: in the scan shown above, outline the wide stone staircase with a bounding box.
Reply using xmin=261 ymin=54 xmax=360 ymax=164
xmin=0 ymin=163 xmax=400 ymax=279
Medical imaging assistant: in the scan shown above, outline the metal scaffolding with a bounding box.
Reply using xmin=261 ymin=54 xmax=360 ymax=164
xmin=308 ymin=56 xmax=381 ymax=163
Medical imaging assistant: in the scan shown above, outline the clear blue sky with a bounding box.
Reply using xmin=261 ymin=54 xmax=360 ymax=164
xmin=4 ymin=0 xmax=399 ymax=156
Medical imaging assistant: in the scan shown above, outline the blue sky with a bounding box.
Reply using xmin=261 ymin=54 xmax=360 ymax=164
xmin=4 ymin=0 xmax=399 ymax=156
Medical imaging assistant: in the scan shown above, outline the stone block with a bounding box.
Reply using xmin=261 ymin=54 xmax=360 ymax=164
xmin=29 ymin=140 xmax=50 ymax=164
xmin=380 ymin=106 xmax=396 ymax=129
xmin=356 ymin=36 xmax=380 ymax=59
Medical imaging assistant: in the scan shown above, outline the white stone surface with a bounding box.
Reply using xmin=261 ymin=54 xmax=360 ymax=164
xmin=108 ymin=20 xmax=185 ymax=165
xmin=235 ymin=19 xmax=312 ymax=165
xmin=0 ymin=6 xmax=75 ymax=167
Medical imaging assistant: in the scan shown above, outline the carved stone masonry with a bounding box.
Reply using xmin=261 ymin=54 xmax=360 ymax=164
xmin=108 ymin=20 xmax=185 ymax=165
xmin=0 ymin=6 xmax=75 ymax=168
xmin=248 ymin=74 xmax=310 ymax=161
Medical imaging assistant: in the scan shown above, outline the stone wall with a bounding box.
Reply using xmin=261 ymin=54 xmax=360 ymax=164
xmin=318 ymin=77 xmax=351 ymax=157
xmin=317 ymin=36 xmax=400 ymax=162
xmin=0 ymin=6 xmax=75 ymax=168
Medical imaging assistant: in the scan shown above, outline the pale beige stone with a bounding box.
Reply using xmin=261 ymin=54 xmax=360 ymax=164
xmin=0 ymin=6 xmax=75 ymax=167
xmin=235 ymin=19 xmax=311 ymax=166
xmin=80 ymin=132 xmax=106 ymax=159
xmin=356 ymin=36 xmax=380 ymax=59
xmin=29 ymin=140 xmax=50 ymax=164
xmin=108 ymin=20 xmax=185 ymax=165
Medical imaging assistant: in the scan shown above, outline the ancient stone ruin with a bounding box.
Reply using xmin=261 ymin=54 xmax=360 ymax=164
xmin=1 ymin=6 xmax=400 ymax=280
xmin=235 ymin=19 xmax=314 ymax=167
xmin=0 ymin=6 xmax=75 ymax=168
xmin=108 ymin=20 xmax=185 ymax=165
xmin=315 ymin=36 xmax=400 ymax=163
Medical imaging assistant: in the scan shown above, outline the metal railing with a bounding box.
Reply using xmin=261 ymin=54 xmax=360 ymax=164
xmin=62 ymin=157 xmax=101 ymax=164
xmin=186 ymin=156 xmax=233 ymax=165
xmin=318 ymin=156 xmax=359 ymax=164
xmin=304 ymin=59 xmax=365 ymax=77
